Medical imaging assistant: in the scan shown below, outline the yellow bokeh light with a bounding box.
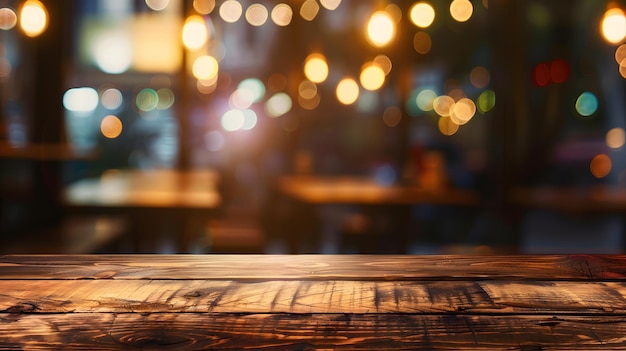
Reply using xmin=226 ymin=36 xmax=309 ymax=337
xmin=385 ymin=4 xmax=402 ymax=24
xmin=145 ymin=0 xmax=170 ymax=11
xmin=220 ymin=0 xmax=243 ymax=23
xmin=336 ymin=77 xmax=359 ymax=105
xmin=373 ymin=54 xmax=392 ymax=75
xmin=601 ymin=7 xmax=626 ymax=44
xmin=304 ymin=53 xmax=329 ymax=83
xmin=101 ymin=115 xmax=123 ymax=139
xmin=409 ymin=2 xmax=435 ymax=28
xmin=320 ymin=0 xmax=342 ymax=11
xmin=298 ymin=80 xmax=317 ymax=99
xmin=0 ymin=8 xmax=18 ymax=30
xmin=433 ymin=95 xmax=455 ymax=117
xmin=194 ymin=0 xmax=215 ymax=15
xmin=360 ymin=63 xmax=385 ymax=91
xmin=246 ymin=4 xmax=268 ymax=26
xmin=620 ymin=64 xmax=626 ymax=79
xmin=438 ymin=116 xmax=459 ymax=136
xmin=20 ymin=0 xmax=48 ymax=37
xmin=271 ymin=3 xmax=293 ymax=26
xmin=590 ymin=154 xmax=612 ymax=178
xmin=450 ymin=0 xmax=473 ymax=22
xmin=413 ymin=31 xmax=432 ymax=54
xmin=616 ymin=44 xmax=626 ymax=64
xmin=300 ymin=0 xmax=320 ymax=21
xmin=192 ymin=55 xmax=219 ymax=80
xmin=366 ymin=11 xmax=395 ymax=47
xmin=450 ymin=98 xmax=476 ymax=125
xmin=607 ymin=127 xmax=626 ymax=149
xmin=470 ymin=66 xmax=490 ymax=88
xmin=182 ymin=15 xmax=209 ymax=50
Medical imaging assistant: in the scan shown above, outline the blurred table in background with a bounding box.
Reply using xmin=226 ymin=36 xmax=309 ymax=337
xmin=63 ymin=169 xmax=221 ymax=253
xmin=271 ymin=175 xmax=481 ymax=253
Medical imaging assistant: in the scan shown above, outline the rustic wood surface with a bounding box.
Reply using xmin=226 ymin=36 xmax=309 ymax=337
xmin=2 ymin=255 xmax=626 ymax=350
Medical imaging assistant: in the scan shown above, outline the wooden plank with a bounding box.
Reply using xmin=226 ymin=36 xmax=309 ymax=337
xmin=2 ymin=254 xmax=626 ymax=280
xmin=1 ymin=313 xmax=626 ymax=350
xmin=2 ymin=280 xmax=625 ymax=314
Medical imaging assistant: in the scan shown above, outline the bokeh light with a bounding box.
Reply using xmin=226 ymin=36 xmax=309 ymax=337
xmin=383 ymin=106 xmax=402 ymax=127
xmin=385 ymin=3 xmax=402 ymax=24
xmin=409 ymin=2 xmax=435 ymax=28
xmin=100 ymin=115 xmax=123 ymax=139
xmin=304 ymin=53 xmax=329 ymax=83
xmin=615 ymin=44 xmax=626 ymax=64
xmin=246 ymin=4 xmax=269 ymax=26
xmin=607 ymin=127 xmax=626 ymax=149
xmin=360 ymin=63 xmax=385 ymax=91
xmin=238 ymin=78 xmax=265 ymax=102
xmin=366 ymin=11 xmax=395 ymax=47
xmin=192 ymin=55 xmax=219 ymax=80
xmin=220 ymin=0 xmax=243 ymax=23
xmin=300 ymin=0 xmax=320 ymax=21
xmin=0 ymin=8 xmax=18 ymax=30
xmin=477 ymin=90 xmax=496 ymax=113
xmin=575 ymin=91 xmax=599 ymax=117
xmin=230 ymin=88 xmax=254 ymax=109
xmin=271 ymin=3 xmax=293 ymax=26
xmin=183 ymin=15 xmax=209 ymax=50
xmin=450 ymin=0 xmax=473 ymax=22
xmin=433 ymin=95 xmax=455 ymax=117
xmin=416 ymin=89 xmax=437 ymax=111
xmin=450 ymin=98 xmax=476 ymax=125
xmin=157 ymin=88 xmax=175 ymax=109
xmin=533 ymin=62 xmax=551 ymax=87
xmin=298 ymin=80 xmax=318 ymax=99
xmin=470 ymin=66 xmax=490 ymax=88
xmin=145 ymin=0 xmax=170 ymax=11
xmin=550 ymin=59 xmax=570 ymax=83
xmin=136 ymin=88 xmax=159 ymax=112
xmin=92 ymin=29 xmax=133 ymax=74
xmin=601 ymin=7 xmax=626 ymax=44
xmin=438 ymin=116 xmax=459 ymax=136
xmin=241 ymin=109 xmax=258 ymax=130
xmin=373 ymin=54 xmax=392 ymax=75
xmin=265 ymin=92 xmax=292 ymax=117
xmin=20 ymin=0 xmax=47 ymax=37
xmin=413 ymin=31 xmax=432 ymax=54
xmin=221 ymin=109 xmax=245 ymax=131
xmin=590 ymin=154 xmax=612 ymax=178
xmin=320 ymin=0 xmax=342 ymax=11
xmin=298 ymin=93 xmax=321 ymax=110
xmin=336 ymin=77 xmax=359 ymax=105
xmin=63 ymin=87 xmax=99 ymax=113
xmin=194 ymin=0 xmax=216 ymax=15
xmin=101 ymin=88 xmax=123 ymax=110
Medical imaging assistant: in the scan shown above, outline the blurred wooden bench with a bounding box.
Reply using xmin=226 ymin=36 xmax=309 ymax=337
xmin=1 ymin=255 xmax=626 ymax=349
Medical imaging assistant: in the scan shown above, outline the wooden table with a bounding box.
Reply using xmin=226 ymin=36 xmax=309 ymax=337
xmin=2 ymin=254 xmax=626 ymax=349
xmin=63 ymin=169 xmax=221 ymax=253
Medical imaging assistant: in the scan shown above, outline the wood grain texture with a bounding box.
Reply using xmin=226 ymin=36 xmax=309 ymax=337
xmin=2 ymin=254 xmax=625 ymax=280
xmin=1 ymin=280 xmax=625 ymax=314
xmin=1 ymin=313 xmax=626 ymax=350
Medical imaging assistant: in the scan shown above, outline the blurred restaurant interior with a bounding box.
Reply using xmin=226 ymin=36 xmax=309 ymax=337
xmin=1 ymin=0 xmax=626 ymax=254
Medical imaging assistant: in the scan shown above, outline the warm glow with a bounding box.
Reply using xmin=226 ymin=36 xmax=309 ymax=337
xmin=63 ymin=87 xmax=99 ymax=113
xmin=194 ymin=0 xmax=216 ymax=14
xmin=373 ymin=54 xmax=392 ymax=75
xmin=470 ymin=66 xmax=490 ymax=88
xmin=607 ymin=127 xmax=626 ymax=149
xmin=92 ymin=29 xmax=133 ymax=74
xmin=450 ymin=98 xmax=476 ymax=125
xmin=265 ymin=92 xmax=292 ymax=117
xmin=271 ymin=4 xmax=293 ymax=26
xmin=433 ymin=95 xmax=455 ymax=117
xmin=20 ymin=0 xmax=48 ymax=37
xmin=366 ymin=11 xmax=395 ymax=47
xmin=450 ymin=0 xmax=473 ymax=22
xmin=299 ymin=80 xmax=318 ymax=99
xmin=0 ymin=8 xmax=18 ymax=30
xmin=298 ymin=93 xmax=320 ymax=110
xmin=300 ymin=0 xmax=320 ymax=21
xmin=100 ymin=115 xmax=123 ymax=139
xmin=320 ymin=0 xmax=342 ymax=11
xmin=246 ymin=4 xmax=269 ymax=26
xmin=601 ymin=7 xmax=626 ymax=44
xmin=615 ymin=44 xmax=626 ymax=64
xmin=192 ymin=55 xmax=219 ymax=80
xmin=438 ymin=116 xmax=459 ymax=136
xmin=336 ymin=77 xmax=359 ymax=105
xmin=220 ymin=0 xmax=243 ymax=23
xmin=145 ymin=0 xmax=170 ymax=11
xmin=409 ymin=2 xmax=435 ymax=28
xmin=413 ymin=31 xmax=432 ymax=54
xmin=183 ymin=15 xmax=209 ymax=50
xmin=386 ymin=4 xmax=402 ymax=24
xmin=590 ymin=154 xmax=612 ymax=178
xmin=360 ymin=63 xmax=385 ymax=91
xmin=221 ymin=109 xmax=245 ymax=131
xmin=304 ymin=53 xmax=329 ymax=83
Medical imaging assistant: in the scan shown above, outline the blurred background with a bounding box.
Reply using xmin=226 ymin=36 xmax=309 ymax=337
xmin=1 ymin=0 xmax=626 ymax=254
